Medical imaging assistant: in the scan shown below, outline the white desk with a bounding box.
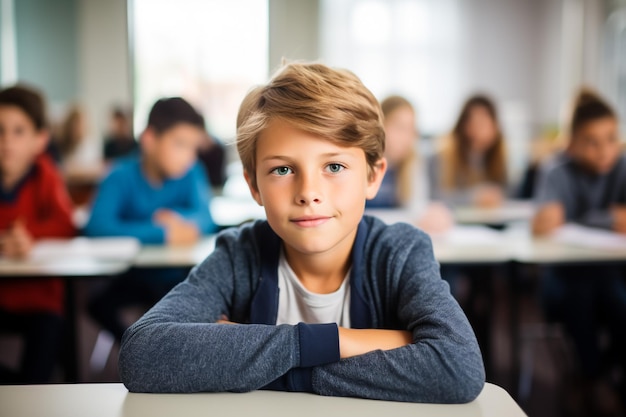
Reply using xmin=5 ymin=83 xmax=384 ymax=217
xmin=133 ymin=236 xmax=216 ymax=268
xmin=210 ymin=196 xmax=266 ymax=228
xmin=0 ymin=383 xmax=526 ymax=417
xmin=0 ymin=237 xmax=139 ymax=277
xmin=431 ymin=226 xmax=512 ymax=264
xmin=504 ymin=224 xmax=626 ymax=265
xmin=453 ymin=200 xmax=535 ymax=226
xmin=0 ymin=237 xmax=138 ymax=382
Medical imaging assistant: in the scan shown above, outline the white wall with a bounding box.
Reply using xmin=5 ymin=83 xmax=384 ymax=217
xmin=77 ymin=0 xmax=131 ymax=158
xmin=13 ymin=0 xmax=609 ymax=165
xmin=269 ymin=0 xmax=320 ymax=71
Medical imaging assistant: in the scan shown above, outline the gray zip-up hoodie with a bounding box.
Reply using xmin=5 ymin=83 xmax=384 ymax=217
xmin=119 ymin=216 xmax=485 ymax=403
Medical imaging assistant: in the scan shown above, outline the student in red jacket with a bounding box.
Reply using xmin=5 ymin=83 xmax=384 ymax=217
xmin=0 ymin=85 xmax=76 ymax=383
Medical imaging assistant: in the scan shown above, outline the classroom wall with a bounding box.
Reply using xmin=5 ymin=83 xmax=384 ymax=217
xmin=268 ymin=0 xmax=320 ymax=70
xmin=13 ymin=0 xmax=78 ymax=104
xmin=77 ymin=0 xmax=131 ymax=153
xmin=2 ymin=0 xmax=613 ymax=166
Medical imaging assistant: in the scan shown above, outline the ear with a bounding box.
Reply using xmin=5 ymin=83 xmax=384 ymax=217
xmin=565 ymin=135 xmax=577 ymax=156
xmin=140 ymin=128 xmax=157 ymax=153
xmin=365 ymin=157 xmax=388 ymax=200
xmin=34 ymin=129 xmax=50 ymax=155
xmin=243 ymin=169 xmax=263 ymax=206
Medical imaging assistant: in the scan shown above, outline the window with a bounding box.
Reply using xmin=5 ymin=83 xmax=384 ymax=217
xmin=319 ymin=0 xmax=461 ymax=136
xmin=130 ymin=0 xmax=269 ymax=141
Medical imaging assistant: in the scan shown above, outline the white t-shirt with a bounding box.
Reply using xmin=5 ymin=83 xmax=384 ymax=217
xmin=276 ymin=250 xmax=351 ymax=327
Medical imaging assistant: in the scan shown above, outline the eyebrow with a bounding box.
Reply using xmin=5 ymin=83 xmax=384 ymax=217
xmin=260 ymin=152 xmax=356 ymax=163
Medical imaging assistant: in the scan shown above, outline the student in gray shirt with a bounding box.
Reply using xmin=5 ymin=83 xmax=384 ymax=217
xmin=118 ymin=62 xmax=485 ymax=403
xmin=532 ymin=88 xmax=626 ymax=414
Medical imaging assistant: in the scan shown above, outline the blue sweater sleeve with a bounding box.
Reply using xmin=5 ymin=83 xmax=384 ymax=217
xmin=173 ymin=163 xmax=217 ymax=234
xmin=84 ymin=166 xmax=166 ymax=244
xmin=119 ymin=230 xmax=340 ymax=394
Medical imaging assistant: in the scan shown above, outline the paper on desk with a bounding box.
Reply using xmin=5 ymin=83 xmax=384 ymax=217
xmin=550 ymin=224 xmax=626 ymax=251
xmin=30 ymin=237 xmax=141 ymax=261
xmin=430 ymin=225 xmax=504 ymax=246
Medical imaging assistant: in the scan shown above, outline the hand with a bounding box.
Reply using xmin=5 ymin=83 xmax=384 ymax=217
xmin=612 ymin=205 xmax=626 ymax=234
xmin=416 ymin=202 xmax=454 ymax=235
xmin=216 ymin=315 xmax=238 ymax=325
xmin=152 ymin=209 xmax=182 ymax=228
xmin=0 ymin=220 xmax=34 ymax=259
xmin=338 ymin=327 xmax=412 ymax=359
xmin=473 ymin=185 xmax=504 ymax=208
xmin=153 ymin=210 xmax=200 ymax=245
xmin=165 ymin=221 xmax=200 ymax=246
xmin=532 ymin=202 xmax=565 ymax=236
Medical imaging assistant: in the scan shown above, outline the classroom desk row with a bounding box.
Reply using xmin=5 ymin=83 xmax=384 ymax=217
xmin=1 ymin=221 xmax=624 ymax=276
xmin=0 ymin=382 xmax=527 ymax=417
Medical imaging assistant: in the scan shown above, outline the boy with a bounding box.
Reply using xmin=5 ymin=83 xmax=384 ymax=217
xmin=85 ymin=97 xmax=217 ymax=341
xmin=532 ymin=89 xmax=626 ymax=413
xmin=119 ymin=63 xmax=485 ymax=403
xmin=0 ymin=85 xmax=76 ymax=382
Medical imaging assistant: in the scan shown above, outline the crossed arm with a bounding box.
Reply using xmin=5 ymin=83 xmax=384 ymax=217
xmin=119 ymin=232 xmax=484 ymax=403
xmin=218 ymin=315 xmax=411 ymax=359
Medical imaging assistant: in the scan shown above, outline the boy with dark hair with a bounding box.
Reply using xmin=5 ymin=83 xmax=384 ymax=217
xmin=0 ymin=85 xmax=76 ymax=382
xmin=533 ymin=88 xmax=626 ymax=414
xmin=119 ymin=63 xmax=484 ymax=403
xmin=85 ymin=97 xmax=217 ymax=341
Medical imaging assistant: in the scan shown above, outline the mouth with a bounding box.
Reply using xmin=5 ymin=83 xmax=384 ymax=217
xmin=290 ymin=215 xmax=332 ymax=228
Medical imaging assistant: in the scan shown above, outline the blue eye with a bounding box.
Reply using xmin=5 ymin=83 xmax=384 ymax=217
xmin=271 ymin=166 xmax=293 ymax=176
xmin=326 ymin=163 xmax=345 ymax=173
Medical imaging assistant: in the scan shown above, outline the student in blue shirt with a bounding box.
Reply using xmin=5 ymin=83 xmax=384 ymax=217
xmin=85 ymin=97 xmax=217 ymax=341
xmin=118 ymin=63 xmax=484 ymax=403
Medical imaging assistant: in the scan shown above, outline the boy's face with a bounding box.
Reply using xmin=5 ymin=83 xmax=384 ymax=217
xmin=0 ymin=105 xmax=47 ymax=178
xmin=144 ymin=123 xmax=204 ymax=179
xmin=569 ymin=117 xmax=620 ymax=175
xmin=246 ymin=119 xmax=386 ymax=258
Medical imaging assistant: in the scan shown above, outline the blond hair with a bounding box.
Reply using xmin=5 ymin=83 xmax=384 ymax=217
xmin=236 ymin=62 xmax=385 ymax=189
xmin=380 ymin=95 xmax=417 ymax=205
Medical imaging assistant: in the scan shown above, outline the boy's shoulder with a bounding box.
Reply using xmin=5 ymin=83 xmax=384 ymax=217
xmin=360 ymin=215 xmax=431 ymax=250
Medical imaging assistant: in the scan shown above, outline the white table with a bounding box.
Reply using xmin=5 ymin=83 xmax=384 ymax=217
xmin=210 ymin=196 xmax=266 ymax=228
xmin=0 ymin=382 xmax=526 ymax=417
xmin=133 ymin=236 xmax=216 ymax=268
xmin=504 ymin=224 xmax=626 ymax=264
xmin=453 ymin=200 xmax=535 ymax=226
xmin=0 ymin=237 xmax=138 ymax=382
xmin=0 ymin=237 xmax=139 ymax=277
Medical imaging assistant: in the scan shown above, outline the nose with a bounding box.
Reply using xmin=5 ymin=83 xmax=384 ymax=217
xmin=295 ymin=171 xmax=323 ymax=205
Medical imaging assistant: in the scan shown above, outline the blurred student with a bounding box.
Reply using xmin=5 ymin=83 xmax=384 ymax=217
xmin=197 ymin=133 xmax=226 ymax=188
xmin=367 ymin=95 xmax=452 ymax=233
xmin=428 ymin=94 xmax=508 ymax=208
xmin=53 ymin=104 xmax=91 ymax=167
xmin=428 ymin=94 xmax=508 ymax=376
xmin=0 ymin=85 xmax=76 ymax=383
xmin=532 ymin=89 xmax=626 ymax=415
xmin=103 ymin=106 xmax=138 ymax=162
xmin=84 ymin=97 xmax=217 ymax=341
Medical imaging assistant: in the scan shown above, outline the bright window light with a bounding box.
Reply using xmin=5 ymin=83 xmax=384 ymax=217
xmin=130 ymin=0 xmax=269 ymax=141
